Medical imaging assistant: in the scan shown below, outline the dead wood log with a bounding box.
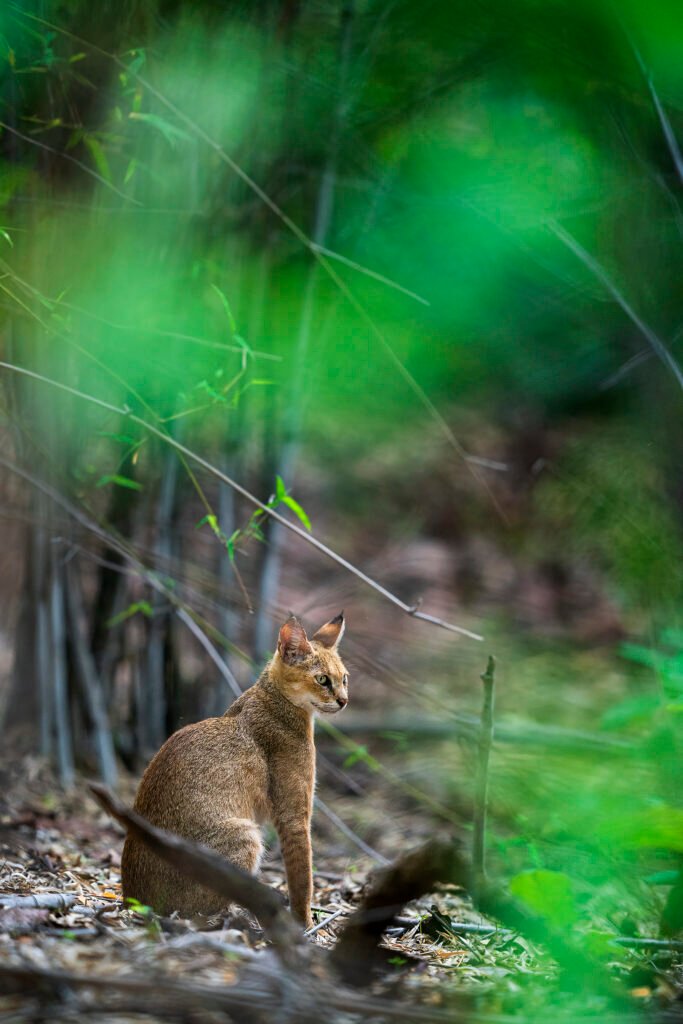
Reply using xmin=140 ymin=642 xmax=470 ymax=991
xmin=0 ymin=906 xmax=49 ymax=935
xmin=0 ymin=892 xmax=79 ymax=911
xmin=0 ymin=962 xmax=463 ymax=1023
xmin=88 ymin=782 xmax=302 ymax=962
xmin=330 ymin=837 xmax=469 ymax=986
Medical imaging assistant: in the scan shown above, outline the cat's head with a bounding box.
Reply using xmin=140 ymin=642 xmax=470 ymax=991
xmin=273 ymin=613 xmax=349 ymax=715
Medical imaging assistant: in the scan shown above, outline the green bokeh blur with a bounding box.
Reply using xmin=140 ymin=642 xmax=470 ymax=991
xmin=1 ymin=0 xmax=683 ymax=1012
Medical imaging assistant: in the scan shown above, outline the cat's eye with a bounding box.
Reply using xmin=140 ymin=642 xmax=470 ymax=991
xmin=342 ymin=674 xmax=348 ymax=686
xmin=315 ymin=674 xmax=331 ymax=688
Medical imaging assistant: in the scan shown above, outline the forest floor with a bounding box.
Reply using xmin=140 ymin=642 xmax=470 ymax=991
xmin=1 ymin=754 xmax=682 ymax=1023
xmin=0 ymin=754 xmax=559 ymax=1024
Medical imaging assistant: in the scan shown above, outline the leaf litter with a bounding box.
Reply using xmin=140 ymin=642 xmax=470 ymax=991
xmin=1 ymin=755 xmax=680 ymax=1022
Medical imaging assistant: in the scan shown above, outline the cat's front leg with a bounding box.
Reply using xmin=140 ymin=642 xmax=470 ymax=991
xmin=276 ymin=812 xmax=313 ymax=928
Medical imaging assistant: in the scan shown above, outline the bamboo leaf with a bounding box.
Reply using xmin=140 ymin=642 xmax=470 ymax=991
xmin=282 ymin=494 xmax=311 ymax=531
xmin=107 ymin=601 xmax=153 ymax=628
xmin=129 ymin=111 xmax=191 ymax=147
xmin=95 ymin=474 xmax=142 ymax=491
xmin=83 ymin=135 xmax=112 ymax=183
xmin=210 ymin=284 xmax=238 ymax=335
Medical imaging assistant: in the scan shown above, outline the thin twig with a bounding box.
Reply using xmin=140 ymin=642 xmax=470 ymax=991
xmin=304 ymin=905 xmax=347 ymax=937
xmin=310 ymin=243 xmax=430 ymax=305
xmin=0 ymin=360 xmax=483 ymax=640
xmin=626 ymin=30 xmax=683 ymax=186
xmin=472 ymin=656 xmax=495 ymax=885
xmin=175 ymin=607 xmax=243 ymax=701
xmin=0 ymin=120 xmax=140 ymax=204
xmin=314 ymin=796 xmax=390 ymax=866
xmin=549 ymin=220 xmax=683 ymax=393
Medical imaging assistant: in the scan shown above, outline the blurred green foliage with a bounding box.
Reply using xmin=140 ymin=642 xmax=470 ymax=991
xmin=1 ymin=0 xmax=683 ymax=1014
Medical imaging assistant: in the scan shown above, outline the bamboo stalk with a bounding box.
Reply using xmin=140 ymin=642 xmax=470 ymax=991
xmin=253 ymin=0 xmax=356 ymax=657
xmin=64 ymin=561 xmax=118 ymax=787
xmin=49 ymin=548 xmax=74 ymax=787
xmin=144 ymin=439 xmax=180 ymax=753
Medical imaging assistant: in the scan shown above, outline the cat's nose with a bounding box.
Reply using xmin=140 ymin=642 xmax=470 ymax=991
xmin=336 ymin=697 xmax=347 ymax=708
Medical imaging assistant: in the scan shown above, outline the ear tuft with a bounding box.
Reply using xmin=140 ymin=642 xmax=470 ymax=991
xmin=312 ymin=611 xmax=345 ymax=649
xmin=277 ymin=616 xmax=312 ymax=664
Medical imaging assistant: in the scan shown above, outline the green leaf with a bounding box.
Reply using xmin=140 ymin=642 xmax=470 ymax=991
xmin=123 ymin=49 xmax=146 ymax=76
xmin=83 ymin=135 xmax=112 ymax=183
xmin=600 ymin=693 xmax=661 ymax=730
xmin=606 ymin=806 xmax=683 ymax=851
xmin=107 ymin=601 xmax=153 ymax=628
xmin=128 ymin=111 xmax=191 ymax=147
xmin=125 ymin=896 xmax=152 ymax=916
xmin=343 ymin=744 xmax=369 ymax=769
xmin=98 ymin=431 xmax=138 ymax=446
xmin=96 ymin=474 xmax=142 ymax=491
xmin=583 ymin=930 xmax=616 ymax=960
xmin=508 ymin=869 xmax=577 ymax=928
xmin=275 ymin=474 xmax=287 ymax=500
xmin=196 ymin=513 xmax=218 ymax=532
xmin=210 ymin=283 xmax=238 ymax=334
xmin=124 ymin=158 xmax=138 ymax=185
xmin=0 ymin=228 xmax=13 ymax=248
xmin=248 ymin=520 xmax=265 ymax=542
xmin=282 ymin=494 xmax=312 ymax=531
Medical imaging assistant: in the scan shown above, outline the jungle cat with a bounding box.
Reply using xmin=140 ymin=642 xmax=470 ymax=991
xmin=121 ymin=612 xmax=348 ymax=927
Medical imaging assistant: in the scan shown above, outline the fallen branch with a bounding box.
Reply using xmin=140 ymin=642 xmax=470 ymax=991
xmin=330 ymin=838 xmax=468 ymax=987
xmin=390 ymin=914 xmax=512 ymax=938
xmin=88 ymin=783 xmax=301 ymax=962
xmin=0 ymin=892 xmax=79 ymax=911
xmin=0 ymin=962 xmax=464 ymax=1023
xmin=613 ymin=936 xmax=683 ymax=952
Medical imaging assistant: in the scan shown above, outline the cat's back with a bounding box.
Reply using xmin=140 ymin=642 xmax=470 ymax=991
xmin=134 ymin=695 xmax=269 ymax=827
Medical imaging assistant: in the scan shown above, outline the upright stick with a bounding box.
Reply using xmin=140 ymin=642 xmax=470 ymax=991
xmin=472 ymin=655 xmax=496 ymax=887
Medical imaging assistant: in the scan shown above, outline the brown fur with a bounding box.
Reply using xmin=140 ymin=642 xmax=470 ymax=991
xmin=121 ymin=613 xmax=348 ymax=927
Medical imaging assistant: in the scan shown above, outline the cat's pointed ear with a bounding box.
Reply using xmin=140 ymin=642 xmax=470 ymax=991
xmin=277 ymin=616 xmax=312 ymax=664
xmin=312 ymin=611 xmax=345 ymax=649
